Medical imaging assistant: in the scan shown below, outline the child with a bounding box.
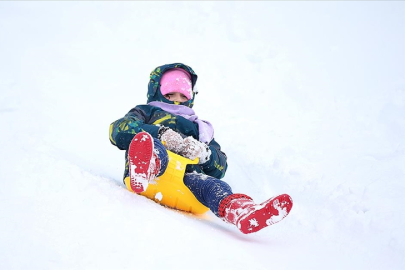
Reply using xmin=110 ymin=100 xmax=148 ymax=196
xmin=109 ymin=63 xmax=293 ymax=234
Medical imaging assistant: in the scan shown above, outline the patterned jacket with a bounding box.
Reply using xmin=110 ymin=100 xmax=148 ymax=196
xmin=109 ymin=63 xmax=228 ymax=180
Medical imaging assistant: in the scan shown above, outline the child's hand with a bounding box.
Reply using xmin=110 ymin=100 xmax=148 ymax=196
xmin=181 ymin=137 xmax=211 ymax=164
xmin=158 ymin=127 xmax=185 ymax=154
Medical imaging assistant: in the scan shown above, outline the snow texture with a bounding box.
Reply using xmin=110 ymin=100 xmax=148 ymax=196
xmin=0 ymin=1 xmax=404 ymax=270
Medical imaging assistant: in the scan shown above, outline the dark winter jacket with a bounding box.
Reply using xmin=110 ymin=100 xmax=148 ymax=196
xmin=109 ymin=63 xmax=228 ymax=180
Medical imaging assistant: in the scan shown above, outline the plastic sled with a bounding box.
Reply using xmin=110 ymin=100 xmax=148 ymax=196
xmin=124 ymin=150 xmax=209 ymax=215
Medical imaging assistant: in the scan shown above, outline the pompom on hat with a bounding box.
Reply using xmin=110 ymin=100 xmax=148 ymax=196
xmin=160 ymin=68 xmax=193 ymax=100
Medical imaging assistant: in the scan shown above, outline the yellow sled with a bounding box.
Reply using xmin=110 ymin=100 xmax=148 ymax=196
xmin=124 ymin=150 xmax=209 ymax=215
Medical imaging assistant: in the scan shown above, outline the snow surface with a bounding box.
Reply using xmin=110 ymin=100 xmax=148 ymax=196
xmin=1 ymin=1 xmax=404 ymax=270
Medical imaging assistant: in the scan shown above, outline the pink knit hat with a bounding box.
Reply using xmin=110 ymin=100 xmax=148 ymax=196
xmin=160 ymin=68 xmax=193 ymax=100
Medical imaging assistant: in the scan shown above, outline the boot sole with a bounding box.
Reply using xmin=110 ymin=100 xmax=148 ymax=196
xmin=237 ymin=194 xmax=293 ymax=234
xmin=128 ymin=132 xmax=154 ymax=193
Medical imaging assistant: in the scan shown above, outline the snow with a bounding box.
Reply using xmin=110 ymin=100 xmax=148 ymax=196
xmin=155 ymin=192 xmax=163 ymax=202
xmin=0 ymin=1 xmax=404 ymax=269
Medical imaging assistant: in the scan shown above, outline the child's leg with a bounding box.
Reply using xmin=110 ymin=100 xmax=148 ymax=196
xmin=127 ymin=132 xmax=169 ymax=193
xmin=184 ymin=172 xmax=293 ymax=234
xmin=152 ymin=137 xmax=169 ymax=176
xmin=183 ymin=172 xmax=233 ymax=217
xmin=123 ymin=137 xmax=168 ymax=180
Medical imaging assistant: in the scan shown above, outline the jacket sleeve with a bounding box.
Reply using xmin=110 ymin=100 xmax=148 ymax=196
xmin=200 ymin=138 xmax=228 ymax=179
xmin=109 ymin=106 xmax=160 ymax=150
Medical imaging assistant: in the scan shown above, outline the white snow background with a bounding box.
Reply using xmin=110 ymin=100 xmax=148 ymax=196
xmin=0 ymin=1 xmax=404 ymax=270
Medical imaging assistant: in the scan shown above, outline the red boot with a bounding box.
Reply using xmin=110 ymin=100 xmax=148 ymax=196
xmin=218 ymin=193 xmax=293 ymax=234
xmin=128 ymin=132 xmax=161 ymax=193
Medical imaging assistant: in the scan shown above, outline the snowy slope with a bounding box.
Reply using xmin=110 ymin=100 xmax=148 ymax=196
xmin=0 ymin=1 xmax=404 ymax=269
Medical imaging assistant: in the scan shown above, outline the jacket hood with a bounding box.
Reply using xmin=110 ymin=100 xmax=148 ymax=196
xmin=147 ymin=63 xmax=198 ymax=108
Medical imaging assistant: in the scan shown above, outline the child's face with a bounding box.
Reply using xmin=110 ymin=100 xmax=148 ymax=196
xmin=164 ymin=92 xmax=189 ymax=103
